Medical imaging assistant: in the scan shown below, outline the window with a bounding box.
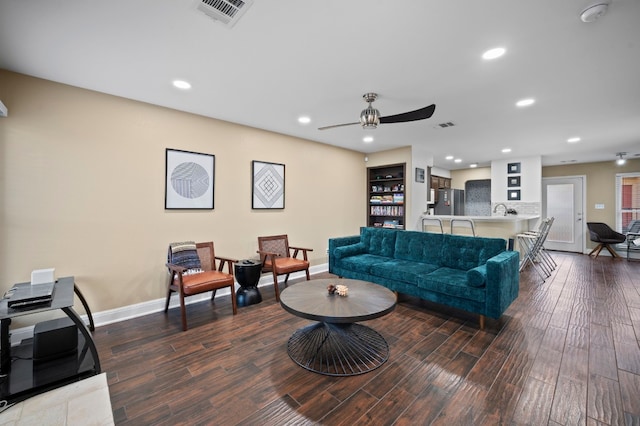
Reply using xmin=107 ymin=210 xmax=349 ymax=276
xmin=616 ymin=173 xmax=640 ymax=233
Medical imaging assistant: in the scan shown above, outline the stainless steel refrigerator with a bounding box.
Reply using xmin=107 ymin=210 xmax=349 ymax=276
xmin=435 ymin=189 xmax=465 ymax=215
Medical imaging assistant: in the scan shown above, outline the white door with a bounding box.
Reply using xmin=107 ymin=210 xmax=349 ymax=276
xmin=542 ymin=176 xmax=585 ymax=253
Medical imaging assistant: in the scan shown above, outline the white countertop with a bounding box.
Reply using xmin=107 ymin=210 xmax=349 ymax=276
xmin=424 ymin=214 xmax=539 ymax=222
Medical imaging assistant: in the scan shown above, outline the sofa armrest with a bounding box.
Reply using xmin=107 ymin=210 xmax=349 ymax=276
xmin=329 ymin=235 xmax=361 ymax=252
xmin=484 ymin=251 xmax=520 ymax=319
xmin=328 ymin=235 xmax=362 ymax=273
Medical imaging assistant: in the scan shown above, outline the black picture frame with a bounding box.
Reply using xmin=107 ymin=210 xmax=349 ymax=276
xmin=508 ymin=176 xmax=521 ymax=187
xmin=507 ymin=162 xmax=521 ymax=174
xmin=508 ymin=189 xmax=521 ymax=201
xmin=165 ymin=148 xmax=214 ymax=209
xmin=252 ymin=160 xmax=285 ymax=209
xmin=415 ymin=167 xmax=425 ymax=183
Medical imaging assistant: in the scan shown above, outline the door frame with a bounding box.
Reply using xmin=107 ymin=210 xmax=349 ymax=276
xmin=542 ymin=175 xmax=587 ymax=254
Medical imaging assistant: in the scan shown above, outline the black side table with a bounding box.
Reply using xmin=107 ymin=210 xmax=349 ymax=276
xmin=234 ymin=260 xmax=263 ymax=307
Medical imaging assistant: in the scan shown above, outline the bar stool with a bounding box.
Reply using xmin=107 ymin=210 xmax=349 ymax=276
xmin=517 ymin=217 xmax=555 ymax=282
xmin=450 ymin=218 xmax=476 ymax=236
xmin=422 ymin=217 xmax=444 ymax=233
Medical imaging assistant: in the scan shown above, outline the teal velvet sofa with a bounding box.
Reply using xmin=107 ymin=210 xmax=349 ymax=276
xmin=328 ymin=227 xmax=520 ymax=328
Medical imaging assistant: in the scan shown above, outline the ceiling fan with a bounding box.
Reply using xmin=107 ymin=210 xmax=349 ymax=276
xmin=318 ymin=93 xmax=436 ymax=131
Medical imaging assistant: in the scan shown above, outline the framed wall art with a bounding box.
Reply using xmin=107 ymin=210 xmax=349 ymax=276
xmin=415 ymin=167 xmax=425 ymax=183
xmin=165 ymin=148 xmax=214 ymax=209
xmin=507 ymin=162 xmax=521 ymax=174
xmin=508 ymin=189 xmax=521 ymax=201
xmin=508 ymin=176 xmax=521 ymax=187
xmin=252 ymin=160 xmax=285 ymax=209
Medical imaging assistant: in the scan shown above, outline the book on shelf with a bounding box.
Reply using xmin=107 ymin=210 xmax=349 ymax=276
xmin=370 ymin=205 xmax=404 ymax=216
xmin=393 ymin=193 xmax=404 ymax=204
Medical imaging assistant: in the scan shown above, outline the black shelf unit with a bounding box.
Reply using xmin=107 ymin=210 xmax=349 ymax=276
xmin=367 ymin=163 xmax=406 ymax=229
xmin=0 ymin=277 xmax=100 ymax=403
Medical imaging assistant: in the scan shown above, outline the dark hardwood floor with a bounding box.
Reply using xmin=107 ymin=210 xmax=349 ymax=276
xmin=95 ymin=253 xmax=640 ymax=425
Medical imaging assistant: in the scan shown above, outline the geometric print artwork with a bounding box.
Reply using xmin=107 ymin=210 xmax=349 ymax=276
xmin=252 ymin=160 xmax=285 ymax=209
xmin=165 ymin=149 xmax=214 ymax=209
xmin=171 ymin=162 xmax=210 ymax=199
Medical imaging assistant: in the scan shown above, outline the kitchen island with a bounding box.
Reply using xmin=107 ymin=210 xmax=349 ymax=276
xmin=422 ymin=214 xmax=540 ymax=250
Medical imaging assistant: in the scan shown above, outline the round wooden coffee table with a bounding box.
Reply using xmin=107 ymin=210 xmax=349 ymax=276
xmin=279 ymin=278 xmax=396 ymax=376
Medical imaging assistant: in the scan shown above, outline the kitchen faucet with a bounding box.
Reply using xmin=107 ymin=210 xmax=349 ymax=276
xmin=493 ymin=203 xmax=507 ymax=216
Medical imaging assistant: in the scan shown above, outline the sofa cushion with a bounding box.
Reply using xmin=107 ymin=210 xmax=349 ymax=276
xmin=370 ymin=259 xmax=440 ymax=285
xmin=418 ymin=267 xmax=486 ymax=302
xmin=394 ymin=230 xmax=444 ymax=265
xmin=440 ymin=234 xmax=506 ymax=271
xmin=361 ymin=227 xmax=397 ymax=257
xmin=466 ymin=264 xmax=487 ymax=287
xmin=340 ymin=254 xmax=392 ymax=274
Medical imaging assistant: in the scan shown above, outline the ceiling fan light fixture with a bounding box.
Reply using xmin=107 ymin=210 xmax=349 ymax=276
xmin=360 ymin=93 xmax=380 ymax=129
xmin=317 ymin=92 xmax=435 ymax=131
xmin=360 ymin=106 xmax=380 ymax=129
xmin=616 ymin=152 xmax=627 ymax=165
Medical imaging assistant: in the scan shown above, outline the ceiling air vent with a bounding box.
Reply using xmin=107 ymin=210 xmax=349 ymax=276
xmin=438 ymin=122 xmax=455 ymax=128
xmin=195 ymin=0 xmax=253 ymax=28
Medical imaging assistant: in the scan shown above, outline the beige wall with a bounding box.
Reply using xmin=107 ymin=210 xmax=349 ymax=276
xmin=451 ymin=167 xmax=491 ymax=190
xmin=0 ymin=70 xmax=365 ymax=319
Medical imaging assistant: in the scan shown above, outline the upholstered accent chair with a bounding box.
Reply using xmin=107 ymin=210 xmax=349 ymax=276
xmin=165 ymin=241 xmax=237 ymax=331
xmin=257 ymin=235 xmax=313 ymax=301
xmin=587 ymin=222 xmax=626 ymax=259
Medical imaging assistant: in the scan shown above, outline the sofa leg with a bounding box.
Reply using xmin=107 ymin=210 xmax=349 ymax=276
xmin=479 ymin=315 xmax=485 ymax=330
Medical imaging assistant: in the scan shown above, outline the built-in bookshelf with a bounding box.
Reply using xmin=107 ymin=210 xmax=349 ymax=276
xmin=367 ymin=163 xmax=406 ymax=229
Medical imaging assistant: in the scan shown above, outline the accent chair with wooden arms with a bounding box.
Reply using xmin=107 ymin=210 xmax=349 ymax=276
xmin=586 ymin=222 xmax=626 ymax=259
xmin=165 ymin=241 xmax=238 ymax=331
xmin=257 ymin=234 xmax=313 ymax=301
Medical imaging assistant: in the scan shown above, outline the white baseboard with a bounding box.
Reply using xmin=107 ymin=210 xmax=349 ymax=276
xmin=9 ymin=263 xmax=328 ymax=345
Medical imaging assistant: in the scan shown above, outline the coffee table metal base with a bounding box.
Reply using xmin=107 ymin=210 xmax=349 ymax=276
xmin=287 ymin=322 xmax=389 ymax=376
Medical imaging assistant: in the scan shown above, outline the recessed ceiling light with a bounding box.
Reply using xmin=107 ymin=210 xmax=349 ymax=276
xmin=567 ymin=137 xmax=581 ymax=143
xmin=470 ymin=163 xmax=478 ymax=168
xmin=445 ymin=155 xmax=454 ymax=160
xmin=482 ymin=47 xmax=506 ymax=60
xmin=172 ymin=80 xmax=191 ymax=90
xmin=454 ymin=158 xmax=462 ymax=163
xmin=516 ymin=98 xmax=535 ymax=107
xmin=502 ymin=148 xmax=512 ymax=153
xmin=363 ymin=136 xmax=374 ymax=143
xmin=298 ymin=116 xmax=311 ymax=124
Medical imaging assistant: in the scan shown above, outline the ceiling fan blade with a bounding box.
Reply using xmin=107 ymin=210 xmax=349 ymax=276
xmin=379 ymin=104 xmax=436 ymax=124
xmin=318 ymin=121 xmax=360 ymax=131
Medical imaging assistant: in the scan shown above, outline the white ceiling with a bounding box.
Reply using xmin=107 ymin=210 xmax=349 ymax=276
xmin=1 ymin=0 xmax=639 ymax=170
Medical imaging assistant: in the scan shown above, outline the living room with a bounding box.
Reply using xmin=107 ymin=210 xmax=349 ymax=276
xmin=1 ymin=0 xmax=640 ymax=423
xmin=1 ymin=69 xmax=638 ymax=326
